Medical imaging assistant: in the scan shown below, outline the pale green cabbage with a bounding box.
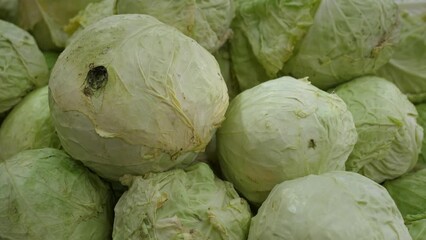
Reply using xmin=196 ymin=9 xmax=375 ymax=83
xmin=0 ymin=20 xmax=48 ymax=114
xmin=376 ymin=0 xmax=426 ymax=103
xmin=0 ymin=148 xmax=114 ymax=240
xmin=113 ymin=162 xmax=252 ymax=240
xmin=231 ymin=0 xmax=399 ymax=91
xmin=384 ymin=168 xmax=426 ymax=240
xmin=49 ymin=14 xmax=229 ymax=181
xmin=0 ymin=86 xmax=60 ymax=161
xmin=334 ymin=76 xmax=423 ymax=183
xmin=116 ymin=0 xmax=235 ymax=53
xmin=248 ymin=171 xmax=411 ymax=240
xmin=217 ymin=76 xmax=357 ymax=205
xmin=17 ymin=0 xmax=115 ymax=50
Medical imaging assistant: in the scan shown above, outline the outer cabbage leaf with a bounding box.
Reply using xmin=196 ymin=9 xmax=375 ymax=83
xmin=116 ymin=0 xmax=235 ymax=53
xmin=0 ymin=0 xmax=18 ymax=22
xmin=0 ymin=86 xmax=60 ymax=161
xmin=217 ymin=76 xmax=357 ymax=205
xmin=0 ymin=20 xmax=48 ymax=114
xmin=230 ymin=0 xmax=319 ymax=90
xmin=334 ymin=76 xmax=423 ymax=183
xmin=113 ymin=163 xmax=251 ymax=240
xmin=376 ymin=1 xmax=426 ymax=103
xmin=384 ymin=168 xmax=426 ymax=240
xmin=248 ymin=171 xmax=411 ymax=240
xmin=415 ymin=103 xmax=426 ymax=170
xmin=0 ymin=148 xmax=114 ymax=240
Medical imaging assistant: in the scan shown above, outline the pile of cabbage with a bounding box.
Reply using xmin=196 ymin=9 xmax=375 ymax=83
xmin=0 ymin=0 xmax=425 ymax=239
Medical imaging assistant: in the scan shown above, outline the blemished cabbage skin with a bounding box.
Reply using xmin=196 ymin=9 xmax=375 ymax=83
xmin=384 ymin=168 xmax=426 ymax=240
xmin=248 ymin=171 xmax=412 ymax=240
xmin=0 ymin=148 xmax=114 ymax=240
xmin=0 ymin=86 xmax=60 ymax=161
xmin=376 ymin=0 xmax=426 ymax=104
xmin=333 ymin=76 xmax=423 ymax=183
xmin=49 ymin=14 xmax=229 ymax=181
xmin=116 ymin=0 xmax=235 ymax=53
xmin=217 ymin=76 xmax=357 ymax=206
xmin=0 ymin=19 xmax=49 ymax=114
xmin=113 ymin=163 xmax=252 ymax=240
xmin=230 ymin=0 xmax=399 ymax=91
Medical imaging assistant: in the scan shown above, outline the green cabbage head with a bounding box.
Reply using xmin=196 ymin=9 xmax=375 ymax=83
xmin=248 ymin=171 xmax=411 ymax=240
xmin=0 ymin=20 xmax=48 ymax=114
xmin=334 ymin=76 xmax=423 ymax=183
xmin=231 ymin=0 xmax=399 ymax=91
xmin=113 ymin=162 xmax=252 ymax=240
xmin=0 ymin=86 xmax=60 ymax=161
xmin=217 ymin=76 xmax=357 ymax=205
xmin=376 ymin=0 xmax=426 ymax=103
xmin=116 ymin=0 xmax=235 ymax=53
xmin=49 ymin=14 xmax=229 ymax=181
xmin=0 ymin=148 xmax=114 ymax=240
xmin=384 ymin=168 xmax=426 ymax=240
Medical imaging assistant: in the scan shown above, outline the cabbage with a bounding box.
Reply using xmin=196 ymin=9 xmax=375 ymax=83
xmin=17 ymin=0 xmax=115 ymax=50
xmin=333 ymin=76 xmax=423 ymax=183
xmin=213 ymin=42 xmax=240 ymax=100
xmin=116 ymin=0 xmax=235 ymax=53
xmin=230 ymin=0 xmax=399 ymax=91
xmin=0 ymin=148 xmax=114 ymax=239
xmin=0 ymin=86 xmax=60 ymax=161
xmin=376 ymin=0 xmax=426 ymax=103
xmin=49 ymin=14 xmax=229 ymax=181
xmin=113 ymin=163 xmax=251 ymax=240
xmin=0 ymin=20 xmax=49 ymax=114
xmin=248 ymin=171 xmax=411 ymax=240
xmin=384 ymin=168 xmax=426 ymax=240
xmin=217 ymin=76 xmax=357 ymax=205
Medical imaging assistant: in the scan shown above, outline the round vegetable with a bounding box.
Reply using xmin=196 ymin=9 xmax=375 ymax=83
xmin=376 ymin=0 xmax=426 ymax=103
xmin=248 ymin=171 xmax=411 ymax=240
xmin=230 ymin=0 xmax=399 ymax=90
xmin=0 ymin=86 xmax=60 ymax=161
xmin=334 ymin=76 xmax=423 ymax=183
xmin=217 ymin=76 xmax=357 ymax=205
xmin=113 ymin=163 xmax=252 ymax=240
xmin=116 ymin=0 xmax=235 ymax=53
xmin=384 ymin=168 xmax=426 ymax=240
xmin=0 ymin=19 xmax=49 ymax=114
xmin=49 ymin=14 xmax=229 ymax=180
xmin=0 ymin=148 xmax=114 ymax=240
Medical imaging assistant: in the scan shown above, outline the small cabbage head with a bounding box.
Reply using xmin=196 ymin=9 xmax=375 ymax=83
xmin=113 ymin=162 xmax=252 ymax=240
xmin=384 ymin=168 xmax=426 ymax=240
xmin=248 ymin=171 xmax=411 ymax=240
xmin=116 ymin=0 xmax=235 ymax=53
xmin=230 ymin=0 xmax=399 ymax=90
xmin=334 ymin=76 xmax=423 ymax=182
xmin=0 ymin=148 xmax=114 ymax=240
xmin=49 ymin=14 xmax=229 ymax=181
xmin=217 ymin=76 xmax=357 ymax=205
xmin=0 ymin=20 xmax=48 ymax=114
xmin=0 ymin=86 xmax=60 ymax=161
xmin=376 ymin=0 xmax=426 ymax=103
